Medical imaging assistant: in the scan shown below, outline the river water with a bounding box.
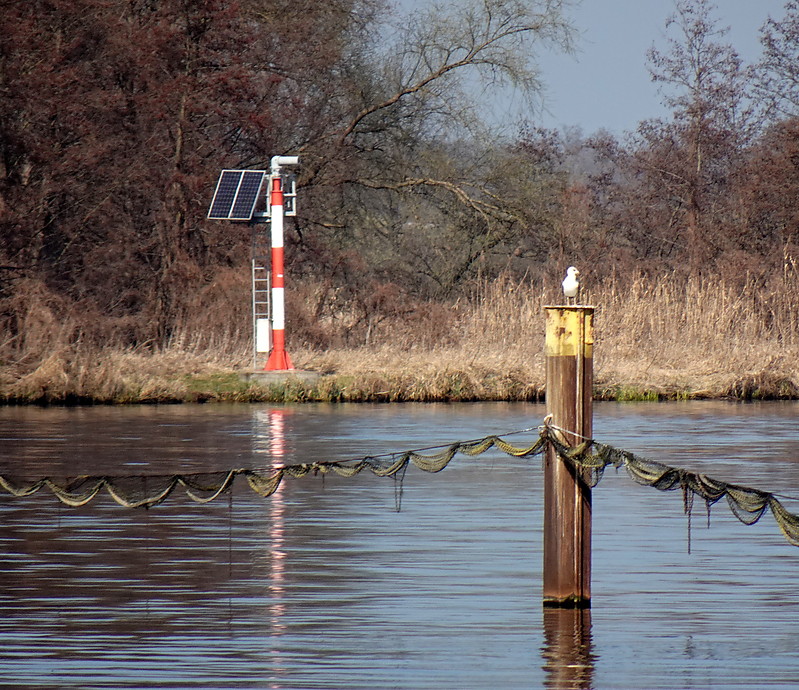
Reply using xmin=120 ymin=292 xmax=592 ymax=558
xmin=0 ymin=401 xmax=798 ymax=689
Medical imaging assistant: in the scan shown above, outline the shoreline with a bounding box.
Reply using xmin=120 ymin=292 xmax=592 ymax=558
xmin=2 ymin=350 xmax=797 ymax=405
xmin=4 ymin=274 xmax=798 ymax=406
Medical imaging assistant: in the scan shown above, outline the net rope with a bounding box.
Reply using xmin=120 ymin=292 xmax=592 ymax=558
xmin=0 ymin=431 xmax=545 ymax=510
xmin=541 ymin=422 xmax=799 ymax=549
xmin=1 ymin=419 xmax=798 ymax=549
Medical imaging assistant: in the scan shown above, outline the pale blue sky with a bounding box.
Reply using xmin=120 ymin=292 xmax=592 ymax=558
xmin=395 ymin=0 xmax=791 ymax=134
xmin=534 ymin=0 xmax=789 ymax=134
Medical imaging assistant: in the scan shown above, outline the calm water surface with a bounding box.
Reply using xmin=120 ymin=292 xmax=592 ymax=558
xmin=0 ymin=401 xmax=798 ymax=689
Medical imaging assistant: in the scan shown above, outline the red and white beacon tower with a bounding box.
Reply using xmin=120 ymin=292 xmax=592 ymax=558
xmin=265 ymin=155 xmax=299 ymax=371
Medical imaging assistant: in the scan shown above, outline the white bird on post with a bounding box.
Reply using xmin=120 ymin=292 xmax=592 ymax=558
xmin=562 ymin=266 xmax=580 ymax=304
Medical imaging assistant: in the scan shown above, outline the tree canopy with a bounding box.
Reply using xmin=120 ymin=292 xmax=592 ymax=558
xmin=1 ymin=0 xmax=798 ymax=355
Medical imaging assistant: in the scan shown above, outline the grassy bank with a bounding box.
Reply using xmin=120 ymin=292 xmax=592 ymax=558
xmin=2 ymin=273 xmax=798 ymax=404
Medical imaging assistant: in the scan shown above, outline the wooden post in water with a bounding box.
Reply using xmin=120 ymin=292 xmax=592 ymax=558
xmin=543 ymin=306 xmax=594 ymax=608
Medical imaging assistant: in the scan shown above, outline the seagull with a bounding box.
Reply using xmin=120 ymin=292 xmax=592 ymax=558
xmin=562 ymin=266 xmax=580 ymax=304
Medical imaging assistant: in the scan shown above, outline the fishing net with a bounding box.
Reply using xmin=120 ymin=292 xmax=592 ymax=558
xmin=543 ymin=424 xmax=799 ymax=549
xmin=0 ymin=435 xmax=546 ymax=509
xmin=0 ymin=471 xmax=239 ymax=509
xmin=1 ymin=421 xmax=798 ymax=549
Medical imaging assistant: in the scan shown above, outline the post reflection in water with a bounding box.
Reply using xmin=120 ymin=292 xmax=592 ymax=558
xmin=254 ymin=408 xmax=291 ymax=686
xmin=2 ymin=402 xmax=799 ymax=688
xmin=541 ymin=607 xmax=596 ymax=690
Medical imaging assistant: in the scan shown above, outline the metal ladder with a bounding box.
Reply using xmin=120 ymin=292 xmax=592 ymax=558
xmin=251 ymin=252 xmax=271 ymax=369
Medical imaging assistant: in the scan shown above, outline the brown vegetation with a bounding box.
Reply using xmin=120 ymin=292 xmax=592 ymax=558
xmin=2 ymin=0 xmax=799 ymax=404
xmin=3 ymin=269 xmax=797 ymax=404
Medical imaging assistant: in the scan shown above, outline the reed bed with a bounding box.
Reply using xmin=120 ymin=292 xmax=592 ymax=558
xmin=591 ymin=273 xmax=799 ymax=399
xmin=307 ymin=272 xmax=799 ymax=402
xmin=2 ymin=271 xmax=798 ymax=403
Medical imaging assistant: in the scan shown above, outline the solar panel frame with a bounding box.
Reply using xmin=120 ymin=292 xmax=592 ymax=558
xmin=207 ymin=169 xmax=266 ymax=221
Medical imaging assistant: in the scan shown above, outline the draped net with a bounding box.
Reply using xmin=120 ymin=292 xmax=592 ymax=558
xmin=2 ymin=421 xmax=798 ymax=548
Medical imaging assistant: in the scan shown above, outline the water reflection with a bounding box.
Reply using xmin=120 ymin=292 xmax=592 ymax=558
xmin=259 ymin=409 xmax=290 ymax=686
xmin=542 ymin=607 xmax=595 ymax=690
xmin=1 ymin=401 xmax=799 ymax=689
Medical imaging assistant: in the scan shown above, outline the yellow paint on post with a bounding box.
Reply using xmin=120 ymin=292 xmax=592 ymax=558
xmin=545 ymin=307 xmax=594 ymax=358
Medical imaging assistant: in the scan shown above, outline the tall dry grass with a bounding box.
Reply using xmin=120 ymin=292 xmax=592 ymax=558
xmin=2 ymin=266 xmax=798 ymax=402
xmin=0 ymin=274 xmax=253 ymax=403
xmin=306 ymin=267 xmax=799 ymax=401
xmin=590 ymin=271 xmax=799 ymax=398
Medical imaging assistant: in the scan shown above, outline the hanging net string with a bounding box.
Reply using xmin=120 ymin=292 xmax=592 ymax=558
xmin=0 ymin=427 xmax=547 ymax=510
xmin=1 ymin=419 xmax=798 ymax=550
xmin=0 ymin=470 xmax=241 ymax=509
xmin=542 ymin=421 xmax=799 ymax=549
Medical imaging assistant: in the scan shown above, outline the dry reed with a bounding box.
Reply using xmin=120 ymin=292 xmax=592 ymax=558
xmin=304 ymin=270 xmax=799 ymax=402
xmin=2 ymin=270 xmax=798 ymax=403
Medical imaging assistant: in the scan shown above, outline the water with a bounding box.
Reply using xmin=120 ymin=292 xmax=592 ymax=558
xmin=0 ymin=401 xmax=798 ymax=689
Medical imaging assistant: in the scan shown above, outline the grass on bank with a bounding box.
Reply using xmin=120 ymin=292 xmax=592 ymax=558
xmin=2 ymin=272 xmax=798 ymax=404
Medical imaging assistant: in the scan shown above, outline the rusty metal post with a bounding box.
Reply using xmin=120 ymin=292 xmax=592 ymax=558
xmin=544 ymin=306 xmax=594 ymax=608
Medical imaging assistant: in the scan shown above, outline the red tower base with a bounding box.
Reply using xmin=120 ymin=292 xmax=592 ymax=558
xmin=265 ymin=349 xmax=294 ymax=371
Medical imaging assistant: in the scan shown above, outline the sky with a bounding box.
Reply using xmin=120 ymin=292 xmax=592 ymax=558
xmin=531 ymin=0 xmax=789 ymax=134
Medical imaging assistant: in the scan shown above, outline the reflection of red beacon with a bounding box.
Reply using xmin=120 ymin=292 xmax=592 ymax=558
xmin=267 ymin=408 xmax=288 ymax=676
xmin=268 ymin=409 xmax=287 ymax=465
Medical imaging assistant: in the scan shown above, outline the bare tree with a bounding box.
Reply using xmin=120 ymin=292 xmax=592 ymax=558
xmin=0 ymin=0 xmax=576 ymax=356
xmin=631 ymin=0 xmax=757 ymax=273
xmin=294 ymin=0 xmax=576 ymax=296
xmin=757 ymin=0 xmax=799 ymax=121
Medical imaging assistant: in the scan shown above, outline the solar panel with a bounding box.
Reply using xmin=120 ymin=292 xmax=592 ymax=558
xmin=207 ymin=170 xmax=242 ymax=219
xmin=207 ymin=169 xmax=266 ymax=221
xmin=230 ymin=171 xmax=266 ymax=219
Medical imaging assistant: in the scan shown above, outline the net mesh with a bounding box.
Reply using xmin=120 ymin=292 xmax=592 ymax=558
xmin=0 ymin=436 xmax=545 ymax=510
xmin=1 ymin=421 xmax=798 ymax=549
xmin=543 ymin=424 xmax=799 ymax=549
